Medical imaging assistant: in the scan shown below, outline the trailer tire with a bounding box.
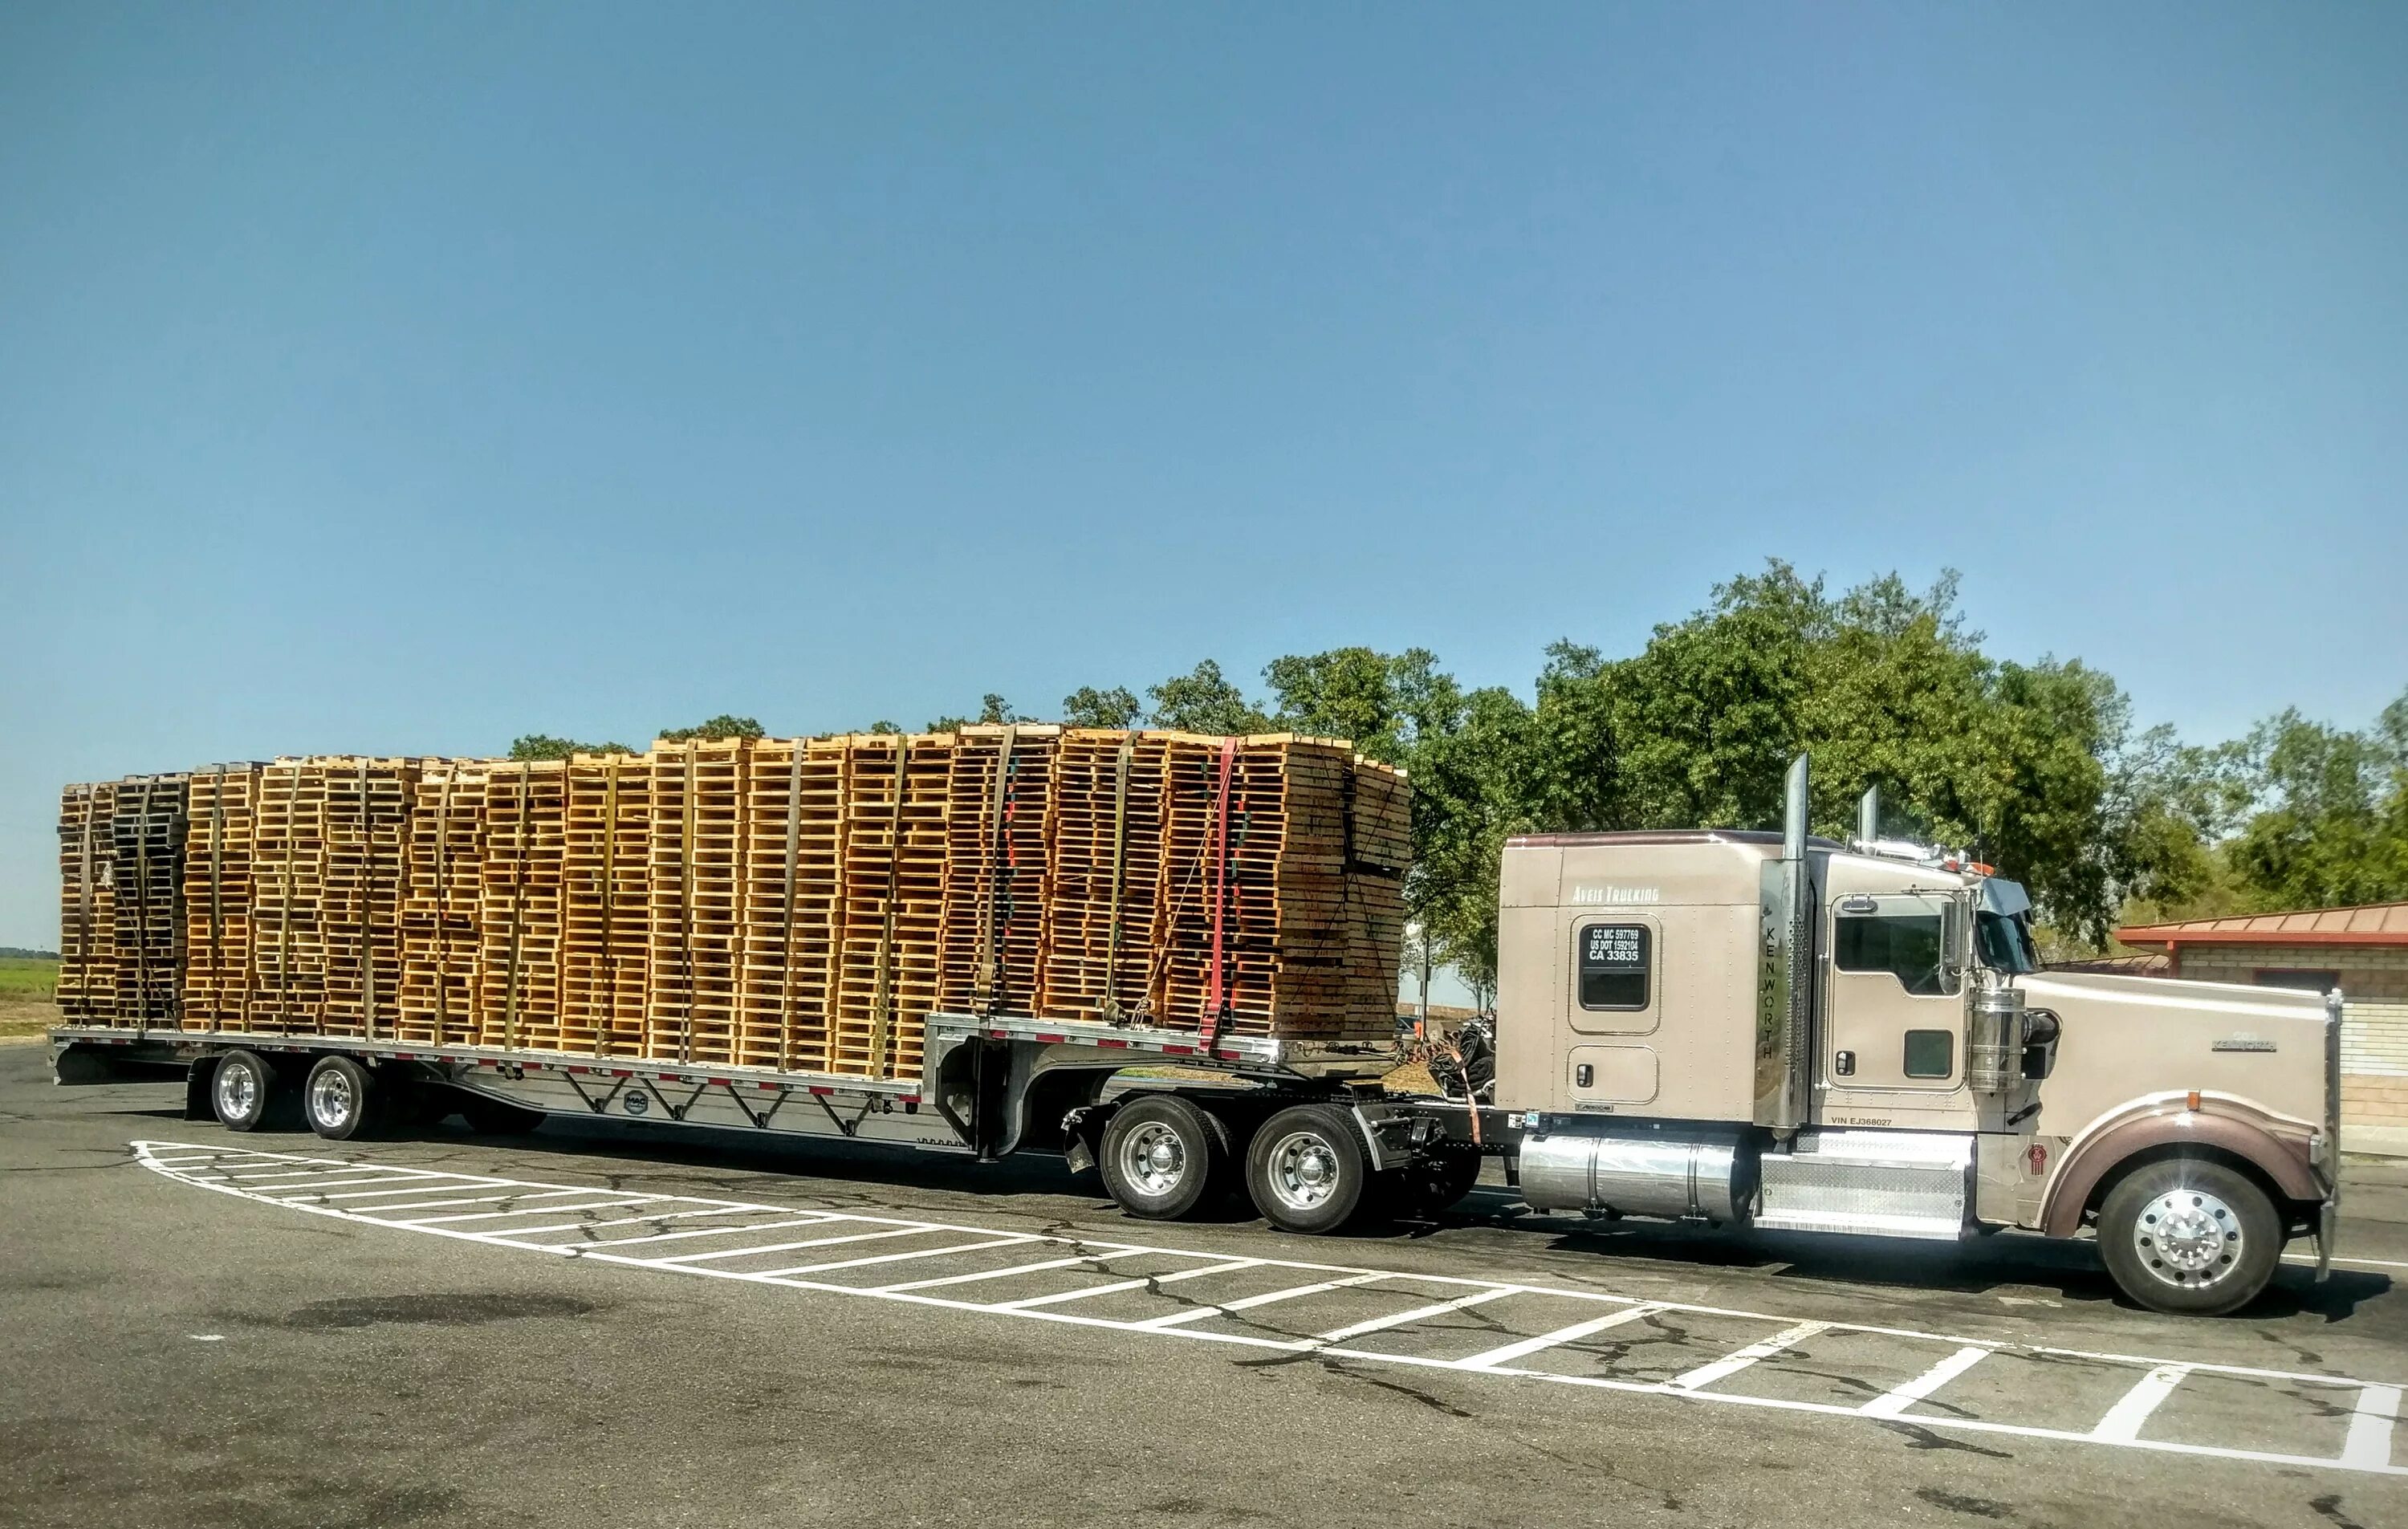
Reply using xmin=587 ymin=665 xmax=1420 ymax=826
xmin=209 ymin=1050 xmax=286 ymax=1133
xmin=1099 ymin=1095 xmax=1229 ymax=1220
xmin=458 ymin=1094 xmax=546 ymax=1136
xmin=302 ymin=1055 xmax=387 ymax=1141
xmin=1247 ymin=1103 xmax=1372 ymax=1234
xmin=2097 ymin=1157 xmax=2282 ymax=1316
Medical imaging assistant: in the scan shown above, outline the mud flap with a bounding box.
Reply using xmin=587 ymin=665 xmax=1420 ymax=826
xmin=185 ymin=1059 xmax=217 ymax=1121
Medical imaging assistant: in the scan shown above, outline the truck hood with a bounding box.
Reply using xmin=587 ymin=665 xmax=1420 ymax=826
xmin=2020 ymin=970 xmax=2327 ymax=1026
xmin=2016 ymin=970 xmax=2329 ymax=1135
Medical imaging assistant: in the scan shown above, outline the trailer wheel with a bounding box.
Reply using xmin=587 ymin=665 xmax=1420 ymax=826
xmin=209 ymin=1050 xmax=284 ymax=1133
xmin=2097 ymin=1157 xmax=2282 ymax=1316
xmin=1099 ymin=1095 xmax=1230 ymax=1220
xmin=1246 ymin=1103 xmax=1372 ymax=1234
xmin=302 ymin=1055 xmax=387 ymax=1141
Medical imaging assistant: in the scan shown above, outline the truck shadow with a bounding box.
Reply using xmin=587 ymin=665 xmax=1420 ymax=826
xmin=1458 ymin=1202 xmax=2390 ymax=1323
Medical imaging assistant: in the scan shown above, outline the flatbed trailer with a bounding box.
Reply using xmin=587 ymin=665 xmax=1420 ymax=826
xmin=48 ymin=1011 xmax=1490 ymax=1228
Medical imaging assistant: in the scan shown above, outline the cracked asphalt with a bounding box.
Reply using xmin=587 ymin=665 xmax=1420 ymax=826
xmin=3 ymin=1042 xmax=2406 ymax=1529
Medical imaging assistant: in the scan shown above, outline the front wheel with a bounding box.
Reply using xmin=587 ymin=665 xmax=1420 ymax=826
xmin=2097 ymin=1158 xmax=2283 ymax=1316
xmin=1245 ymin=1104 xmax=1373 ymax=1234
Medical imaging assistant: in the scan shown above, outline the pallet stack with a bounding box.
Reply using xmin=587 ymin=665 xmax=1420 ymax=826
xmin=738 ymin=738 xmax=847 ymax=1072
xmin=1039 ymin=731 xmax=1170 ymax=1023
xmin=478 ymin=760 xmax=567 ymax=1051
xmin=248 ymin=761 xmax=328 ymax=1033
xmin=939 ymin=725 xmax=1058 ymax=1020
xmin=1344 ymin=759 xmax=1413 ymax=1026
xmin=560 ymin=752 xmax=650 ymax=1058
xmin=181 ymin=765 xmax=262 ymax=1031
xmin=398 ymin=762 xmax=486 ymax=1046
xmin=832 ymin=734 xmax=954 ymax=1079
xmin=57 ymin=783 xmax=116 ymax=1022
xmin=647 ymin=740 xmax=752 ymax=1065
xmin=319 ymin=759 xmax=418 ymax=1039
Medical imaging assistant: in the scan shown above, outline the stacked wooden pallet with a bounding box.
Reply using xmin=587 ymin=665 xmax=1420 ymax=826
xmin=181 ymin=765 xmax=261 ymax=1031
xmin=104 ymin=773 xmax=189 ymax=1027
xmin=1039 ymin=730 xmax=1169 ymax=1023
xmin=478 ymin=761 xmax=567 ymax=1050
xmin=738 ymin=738 xmax=847 ymax=1072
xmin=319 ymin=759 xmax=418 ymax=1039
xmin=832 ymin=734 xmax=953 ymax=1079
xmin=648 ymin=740 xmax=751 ymax=1065
xmin=249 ymin=761 xmax=327 ymax=1033
xmin=560 ymin=753 xmax=650 ymax=1058
xmin=938 ymin=725 xmax=1058 ymax=1021
xmin=397 ymin=762 xmax=486 ymax=1046
xmin=1344 ymin=759 xmax=1413 ymax=1027
xmin=56 ymin=783 xmax=116 ymax=1022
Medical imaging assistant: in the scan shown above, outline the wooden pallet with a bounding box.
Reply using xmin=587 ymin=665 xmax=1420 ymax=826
xmin=181 ymin=764 xmax=261 ymax=1031
xmin=736 ymin=738 xmax=848 ymax=1073
xmin=559 ymin=753 xmax=652 ymax=1058
xmin=938 ymin=724 xmax=1059 ymax=1021
xmin=831 ymin=734 xmax=953 ymax=1079
xmin=57 ymin=783 xmax=116 ymax=1023
xmin=398 ymin=762 xmax=487 ymax=1046
xmin=1039 ymin=730 xmax=1169 ymax=1023
xmin=478 ymin=760 xmax=567 ymax=1050
xmin=319 ymin=758 xmax=419 ymax=1040
xmin=646 ymin=739 xmax=753 ymax=1066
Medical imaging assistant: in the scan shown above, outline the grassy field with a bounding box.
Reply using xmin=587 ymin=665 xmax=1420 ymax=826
xmin=0 ymin=957 xmax=60 ymax=1041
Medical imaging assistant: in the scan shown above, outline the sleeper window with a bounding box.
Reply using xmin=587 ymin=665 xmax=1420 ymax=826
xmin=1576 ymin=924 xmax=1651 ymax=1011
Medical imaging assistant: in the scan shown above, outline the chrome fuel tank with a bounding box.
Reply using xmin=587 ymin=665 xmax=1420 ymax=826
xmin=1519 ymin=1130 xmax=1747 ymax=1222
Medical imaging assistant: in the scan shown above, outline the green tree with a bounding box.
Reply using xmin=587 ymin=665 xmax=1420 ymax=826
xmin=2223 ymin=695 xmax=2408 ymax=910
xmin=1261 ymin=646 xmax=1463 ymax=767
xmin=508 ymin=734 xmax=633 ymax=761
xmin=1061 ymin=685 xmax=1142 ymax=729
xmin=1145 ymin=661 xmax=1271 ymax=735
xmin=657 ymin=714 xmax=766 ymax=742
xmin=927 ymin=693 xmax=1018 ymax=731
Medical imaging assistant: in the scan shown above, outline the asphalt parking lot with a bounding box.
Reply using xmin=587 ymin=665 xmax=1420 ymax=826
xmin=3 ymin=1041 xmax=2405 ymax=1529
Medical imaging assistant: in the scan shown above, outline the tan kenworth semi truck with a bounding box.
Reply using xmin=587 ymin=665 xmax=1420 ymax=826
xmin=51 ymin=754 xmax=2339 ymax=1316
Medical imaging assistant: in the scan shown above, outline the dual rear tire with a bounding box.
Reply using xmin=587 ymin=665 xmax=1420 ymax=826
xmin=208 ymin=1053 xmax=543 ymax=1141
xmin=1098 ymin=1096 xmax=1386 ymax=1235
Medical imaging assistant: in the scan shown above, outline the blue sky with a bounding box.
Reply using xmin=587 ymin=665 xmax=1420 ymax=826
xmin=2 ymin=3 xmax=2403 ymax=949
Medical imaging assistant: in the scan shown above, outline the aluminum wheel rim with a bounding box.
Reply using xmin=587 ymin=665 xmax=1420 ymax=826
xmin=1263 ymin=1128 xmax=1342 ymax=1213
xmin=216 ymin=1064 xmax=258 ymax=1121
xmin=2133 ymin=1187 xmax=2243 ymax=1288
xmin=1119 ymin=1121 xmax=1189 ymax=1199
xmin=309 ymin=1069 xmax=356 ymax=1131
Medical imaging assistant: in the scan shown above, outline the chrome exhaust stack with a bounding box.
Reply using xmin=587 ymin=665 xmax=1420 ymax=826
xmin=1755 ymin=754 xmax=1815 ymax=1134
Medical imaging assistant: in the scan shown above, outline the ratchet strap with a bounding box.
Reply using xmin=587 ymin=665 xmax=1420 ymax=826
xmin=868 ymin=740 xmax=906 ymax=1077
xmin=74 ymin=787 xmax=96 ymax=1017
xmin=503 ymin=766 xmax=530 ymax=1050
xmin=972 ymin=726 xmax=1017 ymax=1013
xmin=780 ymin=744 xmax=803 ymax=1072
xmin=1100 ymin=736 xmax=1134 ymax=1023
xmin=132 ymin=777 xmax=153 ymax=1033
xmin=679 ymin=746 xmax=697 ymax=1064
xmin=433 ymin=771 xmax=454 ymax=1039
xmin=358 ymin=760 xmax=378 ymax=1041
xmin=277 ymin=765 xmax=297 ymax=1032
xmin=1202 ymin=739 xmax=1237 ymax=1051
xmin=597 ymin=757 xmax=620 ymax=1057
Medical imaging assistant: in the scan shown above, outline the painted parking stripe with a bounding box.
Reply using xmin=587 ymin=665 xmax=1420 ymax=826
xmin=131 ymin=1141 xmax=2406 ymax=1478
xmin=991 ymin=1259 xmax=1263 ymax=1311
xmin=1858 ymin=1345 xmax=1995 ymax=1418
xmin=1316 ymin=1287 xmax=1519 ymax=1344
xmin=1457 ymin=1303 xmax=1663 ymax=1370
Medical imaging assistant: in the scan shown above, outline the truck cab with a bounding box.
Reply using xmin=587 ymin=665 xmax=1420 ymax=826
xmin=1489 ymin=758 xmax=2341 ymax=1316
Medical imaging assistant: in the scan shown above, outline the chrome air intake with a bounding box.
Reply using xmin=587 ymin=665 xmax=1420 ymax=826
xmin=1967 ymin=983 xmax=2027 ymax=1096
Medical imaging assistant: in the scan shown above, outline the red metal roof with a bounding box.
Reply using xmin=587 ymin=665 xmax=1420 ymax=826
xmin=2117 ymin=901 xmax=2408 ymax=948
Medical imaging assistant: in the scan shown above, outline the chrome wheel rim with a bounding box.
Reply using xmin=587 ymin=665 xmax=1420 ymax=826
xmin=2133 ymin=1187 xmax=2243 ymax=1288
xmin=1263 ymin=1129 xmax=1342 ymax=1213
xmin=309 ymin=1068 xmax=356 ymax=1131
xmin=216 ymin=1063 xmax=257 ymax=1121
xmin=1119 ymin=1121 xmax=1188 ymax=1199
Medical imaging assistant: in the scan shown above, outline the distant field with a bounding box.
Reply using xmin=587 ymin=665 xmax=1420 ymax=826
xmin=0 ymin=958 xmax=59 ymax=1040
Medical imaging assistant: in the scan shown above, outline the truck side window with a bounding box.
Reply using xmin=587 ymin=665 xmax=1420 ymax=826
xmin=1576 ymin=924 xmax=1650 ymax=1010
xmin=1834 ymin=903 xmax=1954 ymax=996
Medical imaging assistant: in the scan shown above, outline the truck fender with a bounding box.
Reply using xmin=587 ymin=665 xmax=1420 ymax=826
xmin=2038 ymin=1093 xmax=2321 ymax=1238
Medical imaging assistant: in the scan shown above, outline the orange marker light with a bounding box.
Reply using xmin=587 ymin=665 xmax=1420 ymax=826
xmin=2186 ymin=1090 xmax=2202 ymax=1112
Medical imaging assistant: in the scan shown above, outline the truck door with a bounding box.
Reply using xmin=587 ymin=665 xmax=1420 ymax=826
xmin=1821 ymin=893 xmax=1963 ymax=1092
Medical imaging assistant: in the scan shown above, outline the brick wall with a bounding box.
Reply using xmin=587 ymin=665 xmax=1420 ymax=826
xmin=2174 ymin=944 xmax=2408 ymax=1127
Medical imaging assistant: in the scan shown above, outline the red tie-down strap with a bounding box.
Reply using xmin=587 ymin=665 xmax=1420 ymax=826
xmin=1203 ymin=738 xmax=1237 ymax=1049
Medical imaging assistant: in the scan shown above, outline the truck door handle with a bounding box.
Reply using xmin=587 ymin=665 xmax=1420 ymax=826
xmin=1575 ymin=1063 xmax=1593 ymax=1088
xmin=1834 ymin=1051 xmax=1855 ymax=1077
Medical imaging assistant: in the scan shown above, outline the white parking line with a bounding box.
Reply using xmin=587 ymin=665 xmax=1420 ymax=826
xmin=990 ymin=1259 xmax=1263 ymax=1311
xmin=1859 ymin=1345 xmax=1995 ymax=1417
xmin=651 ymin=1227 xmax=932 ymax=1265
xmin=405 ymin=1198 xmax=665 ymax=1225
xmin=131 ymin=1141 xmax=2408 ymax=1478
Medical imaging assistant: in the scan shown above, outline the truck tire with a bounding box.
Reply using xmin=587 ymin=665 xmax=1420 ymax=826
xmin=209 ymin=1050 xmax=285 ymax=1133
xmin=1246 ymin=1103 xmax=1372 ymax=1235
xmin=1387 ymin=1141 xmax=1484 ymax=1217
xmin=302 ymin=1055 xmax=387 ymax=1141
xmin=2097 ymin=1157 xmax=2283 ymax=1316
xmin=1099 ymin=1095 xmax=1230 ymax=1220
xmin=457 ymin=1094 xmax=546 ymax=1136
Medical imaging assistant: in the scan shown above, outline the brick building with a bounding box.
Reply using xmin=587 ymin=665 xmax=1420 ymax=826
xmin=2115 ymin=901 xmax=2408 ymax=1129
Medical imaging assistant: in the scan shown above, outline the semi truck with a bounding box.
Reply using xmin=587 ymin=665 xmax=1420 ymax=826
xmin=51 ymin=755 xmax=2341 ymax=1316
